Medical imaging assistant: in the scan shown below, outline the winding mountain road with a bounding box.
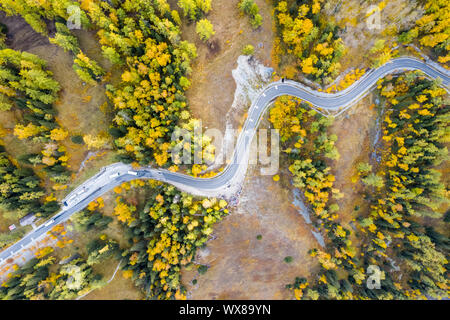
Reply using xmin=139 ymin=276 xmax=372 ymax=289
xmin=0 ymin=56 xmax=449 ymax=265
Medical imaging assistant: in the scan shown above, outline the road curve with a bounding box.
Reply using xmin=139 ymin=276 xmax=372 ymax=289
xmin=1 ymin=56 xmax=449 ymax=265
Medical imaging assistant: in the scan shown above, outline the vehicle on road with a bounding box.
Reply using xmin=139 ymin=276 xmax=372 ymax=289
xmin=76 ymin=186 xmax=87 ymax=196
xmin=44 ymin=219 xmax=54 ymax=227
xmin=109 ymin=172 xmax=121 ymax=178
xmin=63 ymin=192 xmax=79 ymax=208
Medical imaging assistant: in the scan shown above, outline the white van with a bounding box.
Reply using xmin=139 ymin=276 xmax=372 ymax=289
xmin=109 ymin=172 xmax=121 ymax=178
xmin=44 ymin=219 xmax=54 ymax=227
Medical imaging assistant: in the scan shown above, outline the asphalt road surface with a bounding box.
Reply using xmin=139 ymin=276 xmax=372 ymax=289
xmin=1 ymin=57 xmax=448 ymax=264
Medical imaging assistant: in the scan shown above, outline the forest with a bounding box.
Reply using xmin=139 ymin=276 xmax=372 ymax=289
xmin=117 ymin=181 xmax=228 ymax=299
xmin=273 ymin=0 xmax=346 ymax=84
xmin=283 ymin=73 xmax=449 ymax=299
xmin=0 ymin=234 xmax=119 ymax=299
xmin=0 ymin=0 xmax=448 ymax=301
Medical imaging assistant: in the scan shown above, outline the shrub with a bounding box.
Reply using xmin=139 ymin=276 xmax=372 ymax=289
xmin=71 ymin=135 xmax=84 ymax=144
xmin=242 ymin=44 xmax=255 ymax=55
xmin=198 ymin=265 xmax=208 ymax=274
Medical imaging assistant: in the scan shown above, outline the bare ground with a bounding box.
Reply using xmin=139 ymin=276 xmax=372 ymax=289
xmin=328 ymin=95 xmax=379 ymax=228
xmin=80 ymin=260 xmax=144 ymax=300
xmin=182 ymin=160 xmax=319 ymax=300
xmin=179 ymin=0 xmax=274 ymax=133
